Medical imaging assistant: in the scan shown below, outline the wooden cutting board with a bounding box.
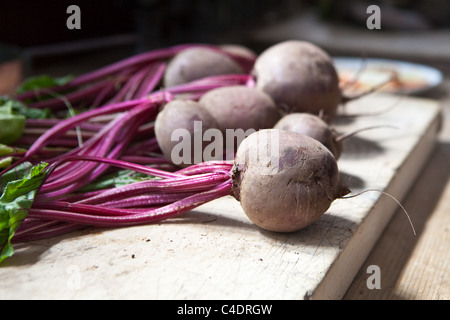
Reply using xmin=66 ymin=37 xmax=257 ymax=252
xmin=0 ymin=93 xmax=442 ymax=300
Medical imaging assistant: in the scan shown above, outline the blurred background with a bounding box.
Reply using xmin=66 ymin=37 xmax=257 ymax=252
xmin=1 ymin=0 xmax=450 ymax=80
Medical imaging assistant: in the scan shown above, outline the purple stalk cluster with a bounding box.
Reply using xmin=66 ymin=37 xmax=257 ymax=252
xmin=15 ymin=44 xmax=186 ymax=111
xmin=4 ymin=44 xmax=255 ymax=243
xmin=14 ymin=157 xmax=233 ymax=242
xmin=14 ymin=43 xmax=254 ymax=112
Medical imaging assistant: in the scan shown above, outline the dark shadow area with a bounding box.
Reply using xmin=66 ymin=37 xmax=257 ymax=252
xmin=257 ymin=211 xmax=359 ymax=252
xmin=184 ymin=200 xmax=362 ymax=251
xmin=344 ymin=141 xmax=450 ymax=299
xmin=158 ymin=208 xmax=256 ymax=230
xmin=189 ymin=205 xmax=360 ymax=252
xmin=1 ymin=209 xmax=253 ymax=267
xmin=1 ymin=226 xmax=92 ymax=267
xmin=2 ymin=196 xmax=362 ymax=267
xmin=339 ymin=170 xmax=366 ymax=190
xmin=339 ymin=135 xmax=386 ymax=159
xmin=0 ymin=242 xmax=54 ymax=267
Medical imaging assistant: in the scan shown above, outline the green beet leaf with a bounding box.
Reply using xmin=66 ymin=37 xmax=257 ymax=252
xmin=80 ymin=168 xmax=160 ymax=192
xmin=0 ymin=144 xmax=27 ymax=169
xmin=16 ymin=74 xmax=73 ymax=94
xmin=0 ymin=102 xmax=26 ymax=145
xmin=0 ymin=95 xmax=52 ymax=119
xmin=0 ymin=162 xmax=49 ymax=263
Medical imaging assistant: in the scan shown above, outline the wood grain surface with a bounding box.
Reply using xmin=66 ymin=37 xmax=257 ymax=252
xmin=0 ymin=94 xmax=442 ymax=299
xmin=344 ymin=81 xmax=450 ymax=300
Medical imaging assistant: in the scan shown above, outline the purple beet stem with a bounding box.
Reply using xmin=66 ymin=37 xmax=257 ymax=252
xmin=7 ymin=43 xmax=255 ymax=243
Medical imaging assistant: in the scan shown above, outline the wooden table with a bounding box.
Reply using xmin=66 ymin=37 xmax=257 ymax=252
xmin=0 ymin=35 xmax=448 ymax=299
xmin=0 ymin=93 xmax=444 ymax=300
xmin=248 ymin=13 xmax=450 ymax=299
xmin=343 ymin=78 xmax=450 ymax=300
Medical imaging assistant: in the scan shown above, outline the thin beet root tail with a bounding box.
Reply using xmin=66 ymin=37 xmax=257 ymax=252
xmin=340 ymin=71 xmax=395 ymax=104
xmin=341 ymin=94 xmax=406 ymax=118
xmin=341 ymin=188 xmax=416 ymax=235
xmin=335 ymin=124 xmax=399 ymax=143
xmin=340 ymin=55 xmax=369 ymax=91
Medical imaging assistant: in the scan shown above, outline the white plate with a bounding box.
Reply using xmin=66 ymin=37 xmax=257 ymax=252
xmin=333 ymin=57 xmax=443 ymax=95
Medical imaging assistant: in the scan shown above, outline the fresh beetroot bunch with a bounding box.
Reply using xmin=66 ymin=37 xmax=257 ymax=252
xmin=14 ymin=43 xmax=255 ymax=113
xmin=1 ymin=40 xmax=411 ymax=264
xmin=9 ymin=128 xmax=348 ymax=245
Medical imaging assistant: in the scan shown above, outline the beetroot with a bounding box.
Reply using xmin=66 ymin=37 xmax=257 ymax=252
xmin=232 ymin=129 xmax=349 ymax=232
xmin=199 ymin=85 xmax=280 ymax=133
xmin=154 ymin=99 xmax=219 ymax=167
xmin=7 ymin=129 xmax=350 ymax=248
xmin=252 ymin=40 xmax=341 ymax=122
xmin=274 ymin=112 xmax=396 ymax=160
xmin=163 ymin=47 xmax=245 ymax=87
xmin=274 ymin=113 xmax=342 ymax=159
